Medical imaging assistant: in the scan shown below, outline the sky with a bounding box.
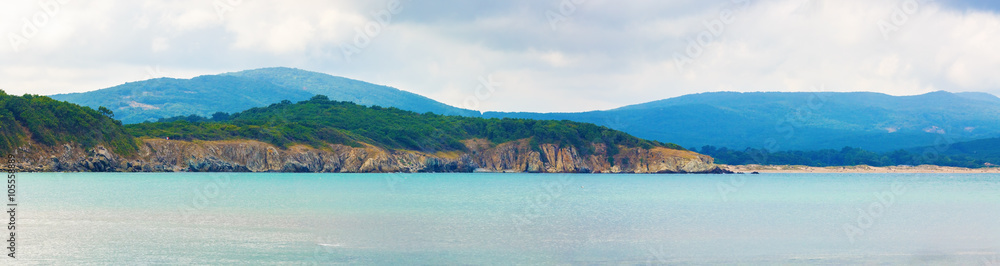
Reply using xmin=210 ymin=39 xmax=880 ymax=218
xmin=1 ymin=0 xmax=999 ymax=112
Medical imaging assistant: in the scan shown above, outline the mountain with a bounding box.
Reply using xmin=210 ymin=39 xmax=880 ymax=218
xmin=49 ymin=74 xmax=314 ymax=124
xmin=222 ymin=67 xmax=480 ymax=117
xmin=484 ymin=91 xmax=1000 ymax=152
xmin=49 ymin=67 xmax=478 ymax=124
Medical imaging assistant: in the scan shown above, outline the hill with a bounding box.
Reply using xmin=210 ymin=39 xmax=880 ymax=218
xmin=49 ymin=67 xmax=478 ymax=124
xmin=222 ymin=67 xmax=480 ymax=117
xmin=0 ymin=91 xmax=137 ymax=156
xmin=126 ymin=95 xmax=682 ymax=156
xmin=49 ymin=75 xmax=315 ymax=124
xmin=485 ymin=91 xmax=1000 ymax=151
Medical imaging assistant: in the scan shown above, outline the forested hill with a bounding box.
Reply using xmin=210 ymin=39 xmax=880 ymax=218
xmin=49 ymin=67 xmax=480 ymax=124
xmin=0 ymin=91 xmax=137 ymax=155
xmin=126 ymin=95 xmax=683 ymax=155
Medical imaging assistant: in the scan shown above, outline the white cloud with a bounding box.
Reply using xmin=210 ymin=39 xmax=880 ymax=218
xmin=1 ymin=0 xmax=998 ymax=112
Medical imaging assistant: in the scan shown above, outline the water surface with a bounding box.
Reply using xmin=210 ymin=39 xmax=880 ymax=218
xmin=14 ymin=173 xmax=1000 ymax=264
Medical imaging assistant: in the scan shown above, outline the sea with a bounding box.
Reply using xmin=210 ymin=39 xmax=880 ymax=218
xmin=10 ymin=172 xmax=1000 ymax=265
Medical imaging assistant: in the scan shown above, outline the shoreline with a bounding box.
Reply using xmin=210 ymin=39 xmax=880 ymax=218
xmin=722 ymin=164 xmax=1000 ymax=173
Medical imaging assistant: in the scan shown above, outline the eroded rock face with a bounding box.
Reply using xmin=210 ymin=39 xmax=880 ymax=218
xmin=9 ymin=138 xmax=727 ymax=173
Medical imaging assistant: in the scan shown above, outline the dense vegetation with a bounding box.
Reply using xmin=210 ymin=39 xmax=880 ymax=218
xmin=126 ymin=95 xmax=681 ymax=155
xmin=0 ymin=91 xmax=137 ymax=155
xmin=693 ymin=145 xmax=998 ymax=168
xmin=486 ymin=91 xmax=1000 ymax=152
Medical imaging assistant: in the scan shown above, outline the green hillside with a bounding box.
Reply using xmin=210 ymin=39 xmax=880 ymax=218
xmin=928 ymin=137 xmax=1000 ymax=164
xmin=694 ymin=145 xmax=996 ymax=168
xmin=0 ymin=91 xmax=137 ymax=155
xmin=126 ymin=95 xmax=680 ymax=155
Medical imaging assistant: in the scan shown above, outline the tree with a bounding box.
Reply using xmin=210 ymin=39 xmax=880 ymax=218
xmin=98 ymin=106 xmax=114 ymax=119
xmin=309 ymin=95 xmax=330 ymax=101
xmin=211 ymin=112 xmax=230 ymax=122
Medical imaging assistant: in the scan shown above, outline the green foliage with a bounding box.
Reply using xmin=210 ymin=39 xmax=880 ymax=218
xmin=694 ymin=145 xmax=996 ymax=168
xmin=0 ymin=92 xmax=138 ymax=155
xmin=127 ymin=96 xmax=676 ymax=154
xmin=98 ymin=106 xmax=114 ymax=119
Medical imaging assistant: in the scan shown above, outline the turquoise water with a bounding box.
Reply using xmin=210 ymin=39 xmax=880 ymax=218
xmin=11 ymin=173 xmax=1000 ymax=265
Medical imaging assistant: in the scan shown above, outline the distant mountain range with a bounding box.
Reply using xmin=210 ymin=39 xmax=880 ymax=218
xmin=484 ymin=91 xmax=1000 ymax=151
xmin=49 ymin=67 xmax=1000 ymax=152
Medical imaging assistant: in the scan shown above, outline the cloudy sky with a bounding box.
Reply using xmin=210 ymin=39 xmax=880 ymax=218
xmin=1 ymin=0 xmax=999 ymax=112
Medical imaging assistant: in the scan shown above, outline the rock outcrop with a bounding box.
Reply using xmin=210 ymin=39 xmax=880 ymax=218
xmin=9 ymin=138 xmax=728 ymax=173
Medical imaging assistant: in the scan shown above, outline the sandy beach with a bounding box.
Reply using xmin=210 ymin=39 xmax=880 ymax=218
xmin=722 ymin=164 xmax=1000 ymax=173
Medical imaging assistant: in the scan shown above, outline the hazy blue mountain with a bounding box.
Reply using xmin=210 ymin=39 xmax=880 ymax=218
xmin=222 ymin=67 xmax=480 ymax=117
xmin=50 ymin=75 xmax=315 ymax=124
xmin=484 ymin=91 xmax=1000 ymax=151
xmin=50 ymin=67 xmax=478 ymax=123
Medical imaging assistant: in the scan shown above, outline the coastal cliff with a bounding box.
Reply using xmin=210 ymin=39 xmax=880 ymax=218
xmin=10 ymin=138 xmax=727 ymax=173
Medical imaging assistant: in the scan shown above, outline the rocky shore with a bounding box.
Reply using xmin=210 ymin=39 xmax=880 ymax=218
xmin=9 ymin=138 xmax=729 ymax=173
